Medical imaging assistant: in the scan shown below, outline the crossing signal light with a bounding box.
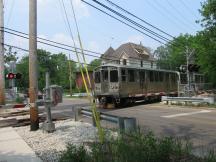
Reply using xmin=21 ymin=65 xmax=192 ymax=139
xmin=6 ymin=73 xmax=22 ymax=79
xmin=188 ymin=64 xmax=200 ymax=72
xmin=178 ymin=65 xmax=187 ymax=73
xmin=15 ymin=73 xmax=22 ymax=79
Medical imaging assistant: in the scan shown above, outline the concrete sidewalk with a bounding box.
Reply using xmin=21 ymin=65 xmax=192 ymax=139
xmin=0 ymin=127 xmax=42 ymax=162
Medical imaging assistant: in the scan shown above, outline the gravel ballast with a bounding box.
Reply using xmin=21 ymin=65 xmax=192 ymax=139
xmin=15 ymin=120 xmax=98 ymax=162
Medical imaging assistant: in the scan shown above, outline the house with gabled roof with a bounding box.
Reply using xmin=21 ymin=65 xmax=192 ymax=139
xmin=101 ymin=42 xmax=157 ymax=68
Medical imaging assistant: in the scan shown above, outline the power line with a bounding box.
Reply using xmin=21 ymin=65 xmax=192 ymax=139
xmin=104 ymin=0 xmax=174 ymax=39
xmin=2 ymin=42 xmax=95 ymax=67
xmin=81 ymin=0 xmax=165 ymax=44
xmin=3 ymin=27 xmax=158 ymax=66
xmin=91 ymin=0 xmax=171 ymax=43
xmin=161 ymin=0 xmax=197 ymax=31
xmin=145 ymin=0 xmax=188 ymax=33
xmin=82 ymin=0 xmax=189 ymax=50
xmin=4 ymin=27 xmax=101 ymax=55
xmin=179 ymin=0 xmax=199 ymax=20
xmin=3 ymin=29 xmax=157 ymax=67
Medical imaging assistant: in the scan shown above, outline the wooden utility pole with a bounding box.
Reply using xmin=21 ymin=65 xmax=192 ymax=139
xmin=68 ymin=54 xmax=73 ymax=97
xmin=0 ymin=0 xmax=5 ymax=105
xmin=29 ymin=0 xmax=39 ymax=130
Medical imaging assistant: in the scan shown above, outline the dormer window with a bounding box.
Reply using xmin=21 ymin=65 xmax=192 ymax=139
xmin=123 ymin=59 xmax=127 ymax=65
xmin=134 ymin=48 xmax=144 ymax=54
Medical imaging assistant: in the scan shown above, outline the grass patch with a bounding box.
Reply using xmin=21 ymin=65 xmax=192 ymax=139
xmin=59 ymin=131 xmax=216 ymax=162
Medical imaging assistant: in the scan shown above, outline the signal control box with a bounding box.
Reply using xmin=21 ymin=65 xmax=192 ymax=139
xmin=49 ymin=85 xmax=63 ymax=106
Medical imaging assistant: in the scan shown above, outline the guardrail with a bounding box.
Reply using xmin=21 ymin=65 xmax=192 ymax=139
xmin=162 ymin=96 xmax=214 ymax=104
xmin=73 ymin=107 xmax=137 ymax=132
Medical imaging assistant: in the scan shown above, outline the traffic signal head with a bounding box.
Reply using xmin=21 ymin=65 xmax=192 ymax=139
xmin=15 ymin=73 xmax=22 ymax=79
xmin=188 ymin=64 xmax=200 ymax=72
xmin=6 ymin=73 xmax=22 ymax=79
xmin=178 ymin=65 xmax=187 ymax=73
xmin=6 ymin=73 xmax=15 ymax=79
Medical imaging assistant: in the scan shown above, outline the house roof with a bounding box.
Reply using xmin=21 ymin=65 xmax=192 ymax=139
xmin=102 ymin=42 xmax=156 ymax=61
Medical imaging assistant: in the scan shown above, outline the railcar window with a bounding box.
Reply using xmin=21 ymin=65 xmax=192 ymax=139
xmin=110 ymin=70 xmax=118 ymax=82
xmin=121 ymin=69 xmax=127 ymax=82
xmin=155 ymin=72 xmax=159 ymax=82
xmin=180 ymin=74 xmax=187 ymax=84
xmin=150 ymin=71 xmax=154 ymax=82
xmin=139 ymin=71 xmax=145 ymax=82
xmin=95 ymin=72 xmax=101 ymax=83
xmin=102 ymin=70 xmax=108 ymax=82
xmin=159 ymin=72 xmax=163 ymax=82
xmin=171 ymin=74 xmax=177 ymax=83
xmin=128 ymin=70 xmax=135 ymax=82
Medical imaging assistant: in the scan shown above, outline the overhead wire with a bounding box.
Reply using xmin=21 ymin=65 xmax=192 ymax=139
xmin=2 ymin=42 xmax=96 ymax=67
xmin=144 ymin=0 xmax=188 ymax=33
xmin=81 ymin=0 xmax=165 ymax=45
xmin=91 ymin=0 xmax=171 ymax=43
xmin=179 ymin=0 xmax=199 ymax=20
xmin=82 ymin=0 xmax=190 ymax=49
xmin=165 ymin=0 xmax=198 ymax=30
xmin=104 ymin=0 xmax=174 ymax=39
xmin=2 ymin=28 xmax=160 ymax=67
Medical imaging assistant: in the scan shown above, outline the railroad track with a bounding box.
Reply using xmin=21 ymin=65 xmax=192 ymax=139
xmin=0 ymin=110 xmax=70 ymax=128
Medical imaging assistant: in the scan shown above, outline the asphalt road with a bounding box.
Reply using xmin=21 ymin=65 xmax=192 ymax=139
xmin=103 ymin=103 xmax=216 ymax=155
xmin=44 ymin=98 xmax=216 ymax=154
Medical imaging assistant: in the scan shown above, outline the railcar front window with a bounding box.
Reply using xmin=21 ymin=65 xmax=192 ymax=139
xmin=121 ymin=69 xmax=126 ymax=82
xmin=95 ymin=72 xmax=100 ymax=83
xmin=102 ymin=70 xmax=108 ymax=82
xmin=128 ymin=70 xmax=135 ymax=82
xmin=110 ymin=70 xmax=118 ymax=82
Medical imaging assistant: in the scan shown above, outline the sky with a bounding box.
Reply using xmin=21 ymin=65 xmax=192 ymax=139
xmin=3 ymin=0 xmax=204 ymax=63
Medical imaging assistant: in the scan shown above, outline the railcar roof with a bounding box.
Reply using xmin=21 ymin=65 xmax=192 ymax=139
xmin=94 ymin=64 xmax=178 ymax=73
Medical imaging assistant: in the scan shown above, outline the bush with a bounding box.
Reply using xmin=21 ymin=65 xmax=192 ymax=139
xmin=59 ymin=131 xmax=216 ymax=162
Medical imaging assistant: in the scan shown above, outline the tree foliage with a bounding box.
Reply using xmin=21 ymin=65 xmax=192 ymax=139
xmin=154 ymin=0 xmax=216 ymax=86
xmin=16 ymin=49 xmax=76 ymax=90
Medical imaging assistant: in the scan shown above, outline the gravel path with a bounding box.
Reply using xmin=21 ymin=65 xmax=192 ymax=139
xmin=15 ymin=120 xmax=98 ymax=162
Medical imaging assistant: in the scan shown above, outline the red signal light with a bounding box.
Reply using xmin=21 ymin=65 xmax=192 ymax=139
xmin=6 ymin=73 xmax=15 ymax=79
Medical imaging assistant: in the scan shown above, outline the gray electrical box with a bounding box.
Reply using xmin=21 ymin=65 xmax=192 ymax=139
xmin=49 ymin=85 xmax=63 ymax=106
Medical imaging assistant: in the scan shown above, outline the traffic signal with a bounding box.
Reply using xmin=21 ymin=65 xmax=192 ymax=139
xmin=188 ymin=64 xmax=200 ymax=72
xmin=6 ymin=73 xmax=22 ymax=79
xmin=178 ymin=65 xmax=187 ymax=73
xmin=15 ymin=73 xmax=22 ymax=79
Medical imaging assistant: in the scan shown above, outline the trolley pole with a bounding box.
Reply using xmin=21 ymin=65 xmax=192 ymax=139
xmin=0 ymin=0 xmax=5 ymax=105
xmin=29 ymin=0 xmax=39 ymax=131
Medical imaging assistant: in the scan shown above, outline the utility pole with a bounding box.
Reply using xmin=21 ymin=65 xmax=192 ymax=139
xmin=0 ymin=0 xmax=5 ymax=105
xmin=68 ymin=54 xmax=73 ymax=97
xmin=29 ymin=0 xmax=39 ymax=131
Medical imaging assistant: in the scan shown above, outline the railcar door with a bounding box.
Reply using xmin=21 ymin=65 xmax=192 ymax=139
xmin=101 ymin=68 xmax=109 ymax=94
xmin=139 ymin=70 xmax=146 ymax=94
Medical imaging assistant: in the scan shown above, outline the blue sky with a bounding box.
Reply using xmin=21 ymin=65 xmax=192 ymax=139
xmin=3 ymin=0 xmax=204 ymax=63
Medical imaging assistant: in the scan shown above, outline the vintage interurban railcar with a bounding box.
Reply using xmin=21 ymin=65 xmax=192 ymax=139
xmin=93 ymin=64 xmax=179 ymax=107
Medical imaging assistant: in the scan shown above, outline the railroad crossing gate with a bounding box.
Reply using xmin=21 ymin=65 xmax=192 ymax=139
xmin=49 ymin=85 xmax=63 ymax=106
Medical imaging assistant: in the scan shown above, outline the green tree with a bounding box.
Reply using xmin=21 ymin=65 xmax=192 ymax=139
xmin=155 ymin=34 xmax=198 ymax=70
xmin=197 ymin=0 xmax=216 ymax=86
xmin=16 ymin=49 xmax=76 ymax=91
xmin=88 ymin=59 xmax=101 ymax=71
